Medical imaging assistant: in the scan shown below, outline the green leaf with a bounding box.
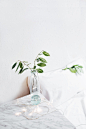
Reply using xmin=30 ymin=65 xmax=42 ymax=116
xmin=23 ymin=61 xmax=28 ymax=63
xmin=38 ymin=53 xmax=42 ymax=55
xmin=12 ymin=62 xmax=17 ymax=69
xmin=33 ymin=66 xmax=36 ymax=69
xmin=73 ymin=65 xmax=79 ymax=67
xmin=19 ymin=68 xmax=29 ymax=74
xmin=62 ymin=64 xmax=83 ymax=74
xmin=36 ymin=58 xmax=40 ymax=62
xmin=69 ymin=68 xmax=77 ymax=73
xmin=16 ymin=63 xmax=20 ymax=72
xmin=37 ymin=63 xmax=46 ymax=67
xmin=36 ymin=68 xmax=43 ymax=73
xmin=19 ymin=68 xmax=23 ymax=74
xmin=62 ymin=67 xmax=68 ymax=70
xmin=27 ymin=64 xmax=30 ymax=66
xmin=19 ymin=62 xmax=23 ymax=69
xmin=78 ymin=66 xmax=83 ymax=68
xmin=37 ymin=57 xmax=47 ymax=63
xmin=71 ymin=66 xmax=75 ymax=68
xmin=22 ymin=68 xmax=28 ymax=73
xmin=43 ymin=51 xmax=50 ymax=56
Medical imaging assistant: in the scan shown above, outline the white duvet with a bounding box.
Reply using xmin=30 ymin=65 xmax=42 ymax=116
xmin=56 ymin=89 xmax=86 ymax=129
xmin=40 ymin=81 xmax=86 ymax=129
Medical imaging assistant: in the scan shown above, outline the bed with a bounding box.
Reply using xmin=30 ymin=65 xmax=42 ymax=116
xmin=28 ymin=58 xmax=86 ymax=129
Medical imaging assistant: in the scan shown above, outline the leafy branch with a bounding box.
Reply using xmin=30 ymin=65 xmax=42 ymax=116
xmin=62 ymin=64 xmax=83 ymax=74
xmin=12 ymin=50 xmax=50 ymax=74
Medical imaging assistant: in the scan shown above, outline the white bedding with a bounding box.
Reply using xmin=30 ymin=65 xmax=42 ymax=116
xmin=39 ymin=79 xmax=86 ymax=129
xmin=28 ymin=58 xmax=86 ymax=129
xmin=38 ymin=58 xmax=86 ymax=129
xmin=56 ymin=89 xmax=86 ymax=129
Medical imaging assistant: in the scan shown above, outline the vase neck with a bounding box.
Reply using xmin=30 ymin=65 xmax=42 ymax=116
xmin=31 ymin=70 xmax=38 ymax=77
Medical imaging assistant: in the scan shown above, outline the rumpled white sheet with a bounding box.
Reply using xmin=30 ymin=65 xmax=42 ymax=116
xmin=28 ymin=75 xmax=86 ymax=129
xmin=56 ymin=89 xmax=86 ymax=129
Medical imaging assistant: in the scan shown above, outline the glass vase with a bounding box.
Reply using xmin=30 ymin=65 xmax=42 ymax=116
xmin=29 ymin=70 xmax=41 ymax=105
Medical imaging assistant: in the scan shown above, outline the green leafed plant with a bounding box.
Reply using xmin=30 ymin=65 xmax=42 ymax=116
xmin=12 ymin=50 xmax=50 ymax=74
xmin=62 ymin=64 xmax=83 ymax=74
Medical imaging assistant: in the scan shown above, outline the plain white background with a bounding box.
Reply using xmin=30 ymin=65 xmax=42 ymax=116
xmin=0 ymin=0 xmax=86 ymax=103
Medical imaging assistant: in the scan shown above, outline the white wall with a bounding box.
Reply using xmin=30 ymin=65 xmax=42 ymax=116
xmin=0 ymin=0 xmax=86 ymax=103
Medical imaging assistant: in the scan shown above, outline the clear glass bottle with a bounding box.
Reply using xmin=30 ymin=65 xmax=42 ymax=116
xmin=29 ymin=70 xmax=41 ymax=105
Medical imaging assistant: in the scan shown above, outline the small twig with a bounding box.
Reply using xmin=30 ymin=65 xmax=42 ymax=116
xmin=18 ymin=60 xmax=32 ymax=70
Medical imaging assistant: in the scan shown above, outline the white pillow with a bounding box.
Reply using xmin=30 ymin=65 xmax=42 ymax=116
xmin=39 ymin=58 xmax=86 ymax=107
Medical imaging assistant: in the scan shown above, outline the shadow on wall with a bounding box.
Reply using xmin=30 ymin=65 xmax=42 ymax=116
xmin=15 ymin=77 xmax=30 ymax=99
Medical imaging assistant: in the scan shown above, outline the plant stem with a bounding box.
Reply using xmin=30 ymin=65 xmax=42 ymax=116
xmin=18 ymin=60 xmax=32 ymax=70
